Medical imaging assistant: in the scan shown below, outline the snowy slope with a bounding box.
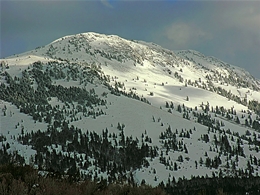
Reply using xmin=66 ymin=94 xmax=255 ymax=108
xmin=7 ymin=32 xmax=259 ymax=102
xmin=1 ymin=32 xmax=260 ymax=187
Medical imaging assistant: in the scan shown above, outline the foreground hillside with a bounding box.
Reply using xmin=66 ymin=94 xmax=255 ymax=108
xmin=1 ymin=32 xmax=260 ymax=188
xmin=1 ymin=164 xmax=260 ymax=195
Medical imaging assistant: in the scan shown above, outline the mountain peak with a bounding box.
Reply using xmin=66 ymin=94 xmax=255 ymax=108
xmin=1 ymin=31 xmax=260 ymax=189
xmin=4 ymin=32 xmax=260 ymax=92
xmin=50 ymin=32 xmax=126 ymax=45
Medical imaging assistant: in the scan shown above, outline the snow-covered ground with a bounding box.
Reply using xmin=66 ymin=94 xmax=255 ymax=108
xmin=1 ymin=32 xmax=260 ymax=186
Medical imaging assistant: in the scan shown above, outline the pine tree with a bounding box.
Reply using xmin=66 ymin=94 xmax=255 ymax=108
xmin=236 ymin=116 xmax=240 ymax=124
xmin=174 ymin=162 xmax=178 ymax=171
xmin=177 ymin=105 xmax=182 ymax=113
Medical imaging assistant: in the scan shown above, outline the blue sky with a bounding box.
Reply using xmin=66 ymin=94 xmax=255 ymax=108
xmin=1 ymin=0 xmax=260 ymax=78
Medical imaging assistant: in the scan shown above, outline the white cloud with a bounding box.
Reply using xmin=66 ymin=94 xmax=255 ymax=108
xmin=100 ymin=0 xmax=113 ymax=8
xmin=163 ymin=22 xmax=211 ymax=48
xmin=214 ymin=3 xmax=260 ymax=50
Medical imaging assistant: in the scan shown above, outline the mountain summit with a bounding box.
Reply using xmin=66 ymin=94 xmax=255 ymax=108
xmin=12 ymin=32 xmax=260 ymax=91
xmin=1 ymin=32 xmax=260 ymax=188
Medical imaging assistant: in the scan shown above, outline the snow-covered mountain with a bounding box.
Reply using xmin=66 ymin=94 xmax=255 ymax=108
xmin=1 ymin=32 xmax=260 ymax=187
